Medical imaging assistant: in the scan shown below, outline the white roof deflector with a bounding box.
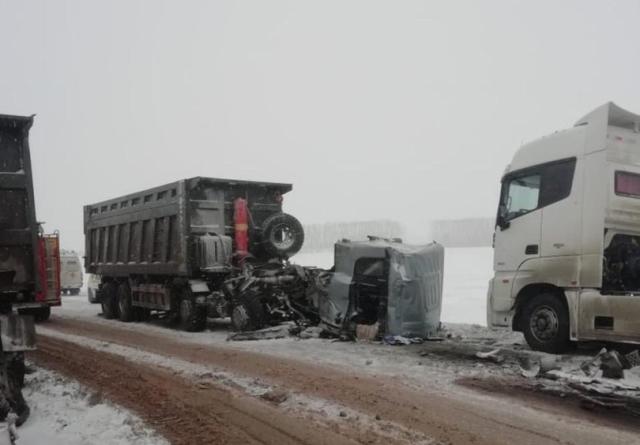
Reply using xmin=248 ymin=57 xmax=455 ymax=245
xmin=575 ymin=102 xmax=640 ymax=132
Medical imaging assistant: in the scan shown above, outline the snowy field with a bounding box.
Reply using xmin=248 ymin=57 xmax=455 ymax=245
xmin=18 ymin=368 xmax=167 ymax=445
xmin=294 ymin=246 xmax=493 ymax=326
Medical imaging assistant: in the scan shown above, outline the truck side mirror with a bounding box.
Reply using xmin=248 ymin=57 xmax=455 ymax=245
xmin=497 ymin=205 xmax=510 ymax=230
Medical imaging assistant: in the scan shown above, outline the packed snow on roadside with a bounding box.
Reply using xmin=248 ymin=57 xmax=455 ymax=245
xmin=16 ymin=367 xmax=166 ymax=445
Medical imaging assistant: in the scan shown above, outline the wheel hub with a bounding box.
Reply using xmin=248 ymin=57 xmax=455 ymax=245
xmin=269 ymin=224 xmax=295 ymax=250
xmin=530 ymin=305 xmax=559 ymax=342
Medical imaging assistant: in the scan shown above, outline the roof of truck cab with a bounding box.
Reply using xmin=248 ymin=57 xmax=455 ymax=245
xmin=575 ymin=102 xmax=640 ymax=130
xmin=504 ymin=102 xmax=640 ymax=175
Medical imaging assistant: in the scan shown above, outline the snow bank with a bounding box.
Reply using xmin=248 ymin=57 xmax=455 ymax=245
xmin=18 ymin=368 xmax=167 ymax=445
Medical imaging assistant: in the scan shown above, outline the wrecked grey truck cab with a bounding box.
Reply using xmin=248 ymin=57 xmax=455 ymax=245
xmin=318 ymin=238 xmax=444 ymax=338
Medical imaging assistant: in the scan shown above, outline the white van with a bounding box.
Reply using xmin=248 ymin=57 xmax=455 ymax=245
xmin=60 ymin=252 xmax=83 ymax=295
xmin=488 ymin=102 xmax=640 ymax=352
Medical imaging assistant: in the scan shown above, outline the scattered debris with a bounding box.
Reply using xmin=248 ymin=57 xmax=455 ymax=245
xmin=383 ymin=336 xmax=424 ymax=346
xmin=227 ymin=324 xmax=294 ymax=341
xmin=626 ymin=350 xmax=640 ymax=368
xmin=299 ymin=326 xmax=324 ymax=339
xmin=600 ymin=350 xmax=625 ymax=379
xmin=519 ymin=355 xmax=560 ymax=378
xmin=424 ymin=336 xmax=445 ymax=342
xmin=259 ymin=389 xmax=288 ymax=405
xmin=475 ymin=349 xmax=504 ymax=364
xmin=519 ymin=358 xmax=541 ymax=378
xmin=580 ymin=348 xmax=636 ymax=379
xmin=355 ymin=323 xmax=379 ymax=342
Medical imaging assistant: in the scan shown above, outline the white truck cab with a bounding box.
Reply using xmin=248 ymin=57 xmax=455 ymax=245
xmin=488 ymin=102 xmax=640 ymax=352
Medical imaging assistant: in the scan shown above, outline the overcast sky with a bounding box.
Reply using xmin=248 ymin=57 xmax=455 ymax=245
xmin=1 ymin=0 xmax=640 ymax=250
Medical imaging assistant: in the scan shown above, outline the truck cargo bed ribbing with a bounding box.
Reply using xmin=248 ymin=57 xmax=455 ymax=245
xmin=83 ymin=176 xmax=293 ymax=277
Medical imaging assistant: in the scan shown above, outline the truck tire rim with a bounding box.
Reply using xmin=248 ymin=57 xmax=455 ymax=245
xmin=530 ymin=305 xmax=559 ymax=342
xmin=269 ymin=224 xmax=295 ymax=250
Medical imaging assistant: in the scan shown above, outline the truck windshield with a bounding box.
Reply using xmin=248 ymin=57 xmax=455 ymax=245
xmin=503 ymin=174 xmax=540 ymax=220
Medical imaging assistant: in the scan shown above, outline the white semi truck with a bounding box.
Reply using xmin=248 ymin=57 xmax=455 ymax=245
xmin=488 ymin=102 xmax=640 ymax=353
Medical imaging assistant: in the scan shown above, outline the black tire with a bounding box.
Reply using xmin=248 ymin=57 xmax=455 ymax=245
xmin=101 ymin=282 xmax=119 ymax=319
xmin=8 ymin=353 xmax=25 ymax=389
xmin=178 ymin=292 xmax=206 ymax=332
xmin=135 ymin=307 xmax=151 ymax=322
xmin=231 ymin=291 xmax=267 ymax=332
xmin=117 ymin=282 xmax=134 ymax=322
xmin=522 ymin=293 xmax=571 ymax=353
xmin=70 ymin=288 xmax=80 ymax=296
xmin=260 ymin=213 xmax=304 ymax=258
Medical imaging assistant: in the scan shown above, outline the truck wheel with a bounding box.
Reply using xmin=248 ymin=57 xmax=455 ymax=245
xmin=522 ymin=293 xmax=571 ymax=353
xmin=178 ymin=294 xmax=206 ymax=332
xmin=260 ymin=213 xmax=304 ymax=258
xmin=231 ymin=292 xmax=266 ymax=332
xmin=101 ymin=282 xmax=119 ymax=319
xmin=117 ymin=283 xmax=134 ymax=322
xmin=135 ymin=307 xmax=151 ymax=322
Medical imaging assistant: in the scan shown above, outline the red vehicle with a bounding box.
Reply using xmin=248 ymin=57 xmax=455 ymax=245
xmin=15 ymin=231 xmax=61 ymax=321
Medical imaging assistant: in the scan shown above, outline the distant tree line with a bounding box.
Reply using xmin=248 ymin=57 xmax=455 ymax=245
xmin=302 ymin=220 xmax=404 ymax=252
xmin=428 ymin=217 xmax=494 ymax=247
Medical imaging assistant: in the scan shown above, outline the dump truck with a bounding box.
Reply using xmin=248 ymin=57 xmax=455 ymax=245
xmin=488 ymin=102 xmax=640 ymax=353
xmin=84 ymin=177 xmax=306 ymax=331
xmin=0 ymin=113 xmax=61 ymax=425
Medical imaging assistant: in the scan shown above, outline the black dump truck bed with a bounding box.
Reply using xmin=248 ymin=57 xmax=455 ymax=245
xmin=84 ymin=177 xmax=296 ymax=278
xmin=0 ymin=114 xmax=41 ymax=302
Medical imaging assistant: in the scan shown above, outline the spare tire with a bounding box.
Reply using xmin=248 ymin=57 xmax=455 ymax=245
xmin=260 ymin=213 xmax=304 ymax=258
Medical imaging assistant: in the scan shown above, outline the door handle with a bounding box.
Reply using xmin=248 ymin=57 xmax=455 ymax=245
xmin=525 ymin=244 xmax=538 ymax=255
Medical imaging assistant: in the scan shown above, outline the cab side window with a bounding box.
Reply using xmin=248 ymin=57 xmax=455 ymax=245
xmin=500 ymin=158 xmax=575 ymax=222
xmin=539 ymin=160 xmax=576 ymax=206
